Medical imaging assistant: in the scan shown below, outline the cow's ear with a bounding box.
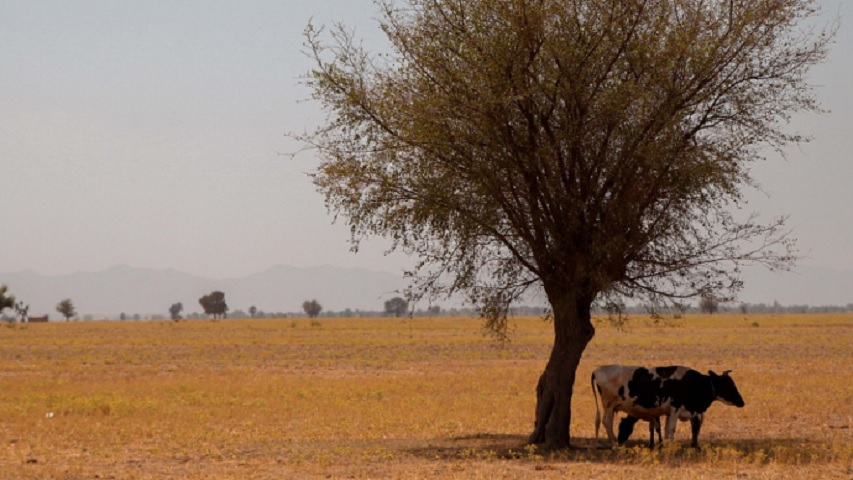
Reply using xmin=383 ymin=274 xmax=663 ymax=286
xmin=708 ymin=370 xmax=718 ymax=377
xmin=723 ymin=370 xmax=732 ymax=376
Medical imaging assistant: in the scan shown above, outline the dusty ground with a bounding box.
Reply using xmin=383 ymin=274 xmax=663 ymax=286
xmin=0 ymin=314 xmax=850 ymax=479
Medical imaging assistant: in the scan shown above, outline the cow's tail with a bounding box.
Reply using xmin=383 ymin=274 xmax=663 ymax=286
xmin=591 ymin=371 xmax=601 ymax=442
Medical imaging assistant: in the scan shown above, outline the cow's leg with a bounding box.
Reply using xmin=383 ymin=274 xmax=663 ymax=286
xmin=647 ymin=418 xmax=661 ymax=449
xmin=603 ymin=408 xmax=618 ymax=446
xmin=594 ymin=411 xmax=600 ymax=443
xmin=664 ymin=412 xmax=678 ymax=441
xmin=689 ymin=414 xmax=703 ymax=449
xmin=654 ymin=417 xmax=664 ymax=446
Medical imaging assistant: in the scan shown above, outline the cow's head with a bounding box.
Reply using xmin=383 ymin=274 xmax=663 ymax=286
xmin=617 ymin=416 xmax=639 ymax=444
xmin=709 ymin=370 xmax=745 ymax=407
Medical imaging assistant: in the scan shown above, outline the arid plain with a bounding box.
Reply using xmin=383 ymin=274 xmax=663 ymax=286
xmin=1 ymin=314 xmax=850 ymax=479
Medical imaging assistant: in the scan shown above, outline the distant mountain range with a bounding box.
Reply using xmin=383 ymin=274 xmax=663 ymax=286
xmin=0 ymin=265 xmax=407 ymax=318
xmin=0 ymin=264 xmax=850 ymax=319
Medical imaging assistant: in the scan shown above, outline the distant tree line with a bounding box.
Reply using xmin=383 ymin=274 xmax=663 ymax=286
xmin=3 ymin=280 xmax=852 ymax=323
xmin=733 ymin=302 xmax=853 ymax=315
xmin=592 ymin=300 xmax=853 ymax=316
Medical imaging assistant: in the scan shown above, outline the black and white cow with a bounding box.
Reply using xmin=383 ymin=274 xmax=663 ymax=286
xmin=591 ymin=365 xmax=745 ymax=448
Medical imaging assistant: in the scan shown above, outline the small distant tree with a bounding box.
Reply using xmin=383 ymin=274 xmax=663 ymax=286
xmin=384 ymin=297 xmax=409 ymax=317
xmin=15 ymin=301 xmax=29 ymax=323
xmin=169 ymin=302 xmax=183 ymax=321
xmin=199 ymin=291 xmax=228 ymax=319
xmin=699 ymin=296 xmax=719 ymax=315
xmin=56 ymin=299 xmax=76 ymax=322
xmin=0 ymin=285 xmax=15 ymax=318
xmin=249 ymin=305 xmax=257 ymax=318
xmin=739 ymin=303 xmax=749 ymax=315
xmin=302 ymin=299 xmax=322 ymax=318
xmin=772 ymin=300 xmax=783 ymax=314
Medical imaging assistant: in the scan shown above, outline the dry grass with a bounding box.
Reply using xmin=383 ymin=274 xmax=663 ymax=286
xmin=0 ymin=314 xmax=850 ymax=479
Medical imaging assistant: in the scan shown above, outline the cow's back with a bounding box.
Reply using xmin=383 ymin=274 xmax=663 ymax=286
xmin=592 ymin=365 xmax=641 ymax=397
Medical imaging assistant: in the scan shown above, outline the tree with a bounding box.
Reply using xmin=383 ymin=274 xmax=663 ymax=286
xmin=249 ymin=305 xmax=257 ymax=318
xmin=772 ymin=300 xmax=783 ymax=314
xmin=56 ymin=299 xmax=76 ymax=322
xmin=0 ymin=285 xmax=15 ymax=318
xmin=699 ymin=296 xmax=720 ymax=315
xmin=199 ymin=292 xmax=228 ymax=319
xmin=302 ymin=299 xmax=322 ymax=318
xmin=169 ymin=302 xmax=183 ymax=321
xmin=384 ymin=297 xmax=409 ymax=317
xmin=15 ymin=301 xmax=29 ymax=323
xmin=303 ymin=0 xmax=832 ymax=448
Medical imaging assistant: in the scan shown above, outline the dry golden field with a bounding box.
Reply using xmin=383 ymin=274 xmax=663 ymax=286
xmin=1 ymin=314 xmax=851 ymax=479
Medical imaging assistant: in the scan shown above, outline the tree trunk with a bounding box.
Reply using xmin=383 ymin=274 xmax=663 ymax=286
xmin=528 ymin=291 xmax=595 ymax=449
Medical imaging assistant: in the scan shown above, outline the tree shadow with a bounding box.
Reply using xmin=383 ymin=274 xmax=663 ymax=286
xmin=404 ymin=433 xmax=616 ymax=462
xmin=404 ymin=433 xmax=532 ymax=461
xmin=404 ymin=433 xmax=845 ymax=465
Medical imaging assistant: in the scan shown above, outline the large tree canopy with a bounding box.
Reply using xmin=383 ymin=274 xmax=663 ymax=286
xmin=303 ymin=0 xmax=832 ymax=448
xmin=199 ymin=292 xmax=228 ymax=319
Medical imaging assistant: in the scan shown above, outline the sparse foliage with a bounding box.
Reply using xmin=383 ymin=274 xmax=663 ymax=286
xmin=603 ymin=300 xmax=630 ymax=331
xmin=56 ymin=299 xmax=76 ymax=322
xmin=302 ymin=299 xmax=322 ymax=318
xmin=249 ymin=306 xmax=257 ymax=318
xmin=480 ymin=291 xmax=514 ymax=342
xmin=303 ymin=0 xmax=832 ymax=448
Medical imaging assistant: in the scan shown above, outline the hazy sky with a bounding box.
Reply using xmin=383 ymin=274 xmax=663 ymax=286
xmin=2 ymin=0 xmax=851 ymax=280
